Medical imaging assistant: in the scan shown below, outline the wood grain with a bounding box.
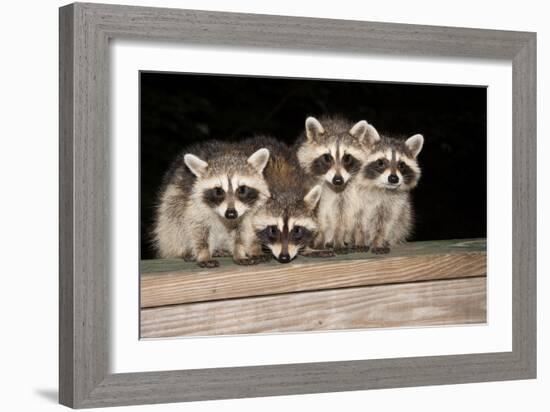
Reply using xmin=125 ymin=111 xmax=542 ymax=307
xmin=141 ymin=277 xmax=486 ymax=338
xmin=512 ymin=33 xmax=537 ymax=373
xmin=141 ymin=251 xmax=486 ymax=308
xmin=59 ymin=5 xmax=75 ymax=406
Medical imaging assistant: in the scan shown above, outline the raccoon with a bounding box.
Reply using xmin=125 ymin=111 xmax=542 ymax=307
xmin=356 ymin=129 xmax=424 ymax=253
xmin=295 ymin=115 xmax=377 ymax=252
xmin=152 ymin=140 xmax=271 ymax=267
xmin=246 ymin=136 xmax=328 ymax=263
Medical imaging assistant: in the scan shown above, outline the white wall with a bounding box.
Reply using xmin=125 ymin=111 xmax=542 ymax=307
xmin=0 ymin=1 xmax=546 ymax=411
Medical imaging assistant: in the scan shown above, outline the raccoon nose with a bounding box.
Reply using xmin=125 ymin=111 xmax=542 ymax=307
xmin=278 ymin=253 xmax=291 ymax=263
xmin=332 ymin=175 xmax=344 ymax=186
xmin=225 ymin=208 xmax=238 ymax=219
xmin=388 ymin=174 xmax=399 ymax=184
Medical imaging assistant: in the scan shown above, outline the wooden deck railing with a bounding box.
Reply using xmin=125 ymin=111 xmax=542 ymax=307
xmin=140 ymin=238 xmax=487 ymax=338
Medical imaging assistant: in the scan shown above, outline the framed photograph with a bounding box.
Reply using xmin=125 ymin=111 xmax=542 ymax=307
xmin=59 ymin=2 xmax=536 ymax=408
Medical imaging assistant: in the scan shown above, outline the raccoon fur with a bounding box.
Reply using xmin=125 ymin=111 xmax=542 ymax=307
xmin=355 ymin=128 xmax=424 ymax=253
xmin=153 ymin=140 xmax=271 ymax=267
xmin=295 ymin=115 xmax=378 ymax=252
xmin=244 ymin=136 xmax=328 ymax=263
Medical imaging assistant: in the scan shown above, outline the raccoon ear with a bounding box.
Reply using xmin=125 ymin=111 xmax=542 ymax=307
xmin=351 ymin=121 xmax=381 ymax=146
xmin=305 ymin=117 xmax=325 ymax=142
xmin=303 ymin=185 xmax=322 ymax=211
xmin=184 ymin=154 xmax=208 ymax=177
xmin=349 ymin=120 xmax=368 ymax=140
xmin=247 ymin=148 xmax=270 ymax=173
xmin=405 ymin=134 xmax=424 ymax=158
xmin=365 ymin=125 xmax=381 ymax=145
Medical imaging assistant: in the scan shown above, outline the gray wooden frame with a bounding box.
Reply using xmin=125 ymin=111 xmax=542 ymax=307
xmin=59 ymin=2 xmax=536 ymax=408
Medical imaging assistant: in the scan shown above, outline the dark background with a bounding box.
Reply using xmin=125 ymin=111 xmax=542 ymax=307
xmin=140 ymin=72 xmax=487 ymax=259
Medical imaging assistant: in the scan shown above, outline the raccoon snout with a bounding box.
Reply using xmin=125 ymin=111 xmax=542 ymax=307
xmin=278 ymin=253 xmax=291 ymax=263
xmin=225 ymin=208 xmax=238 ymax=219
xmin=388 ymin=174 xmax=399 ymax=184
xmin=332 ymin=175 xmax=344 ymax=186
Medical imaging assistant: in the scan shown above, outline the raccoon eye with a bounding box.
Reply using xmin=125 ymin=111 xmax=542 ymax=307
xmin=398 ymin=161 xmax=407 ymax=170
xmin=322 ymin=153 xmax=332 ymax=163
xmin=342 ymin=154 xmax=352 ymax=165
xmin=236 ymin=185 xmax=248 ymax=196
xmin=267 ymin=225 xmax=279 ymax=238
xmin=291 ymin=226 xmax=304 ymax=240
xmin=214 ymin=187 xmax=224 ymax=197
xmin=376 ymin=159 xmax=385 ymax=168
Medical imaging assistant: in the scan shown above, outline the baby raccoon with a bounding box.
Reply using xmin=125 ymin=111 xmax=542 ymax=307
xmin=153 ymin=140 xmax=271 ymax=267
xmin=356 ymin=129 xmax=424 ymax=253
xmin=295 ymin=115 xmax=376 ymax=252
xmin=246 ymin=136 xmax=327 ymax=263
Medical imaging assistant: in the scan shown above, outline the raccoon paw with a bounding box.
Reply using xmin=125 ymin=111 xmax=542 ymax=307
xmin=213 ymin=250 xmax=231 ymax=258
xmin=252 ymin=254 xmax=272 ymax=263
xmin=371 ymin=246 xmax=390 ymax=254
xmin=353 ymin=245 xmax=370 ymax=253
xmin=302 ymin=249 xmax=336 ymax=258
xmin=182 ymin=254 xmax=196 ymax=262
xmin=197 ymin=259 xmax=220 ymax=268
xmin=234 ymin=255 xmax=268 ymax=265
xmin=333 ymin=247 xmax=352 ymax=255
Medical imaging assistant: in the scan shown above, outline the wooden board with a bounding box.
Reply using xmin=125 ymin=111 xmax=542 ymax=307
xmin=140 ymin=238 xmax=487 ymax=338
xmin=141 ymin=239 xmax=486 ymax=308
xmin=141 ymin=277 xmax=486 ymax=338
xmin=141 ymin=252 xmax=486 ymax=307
